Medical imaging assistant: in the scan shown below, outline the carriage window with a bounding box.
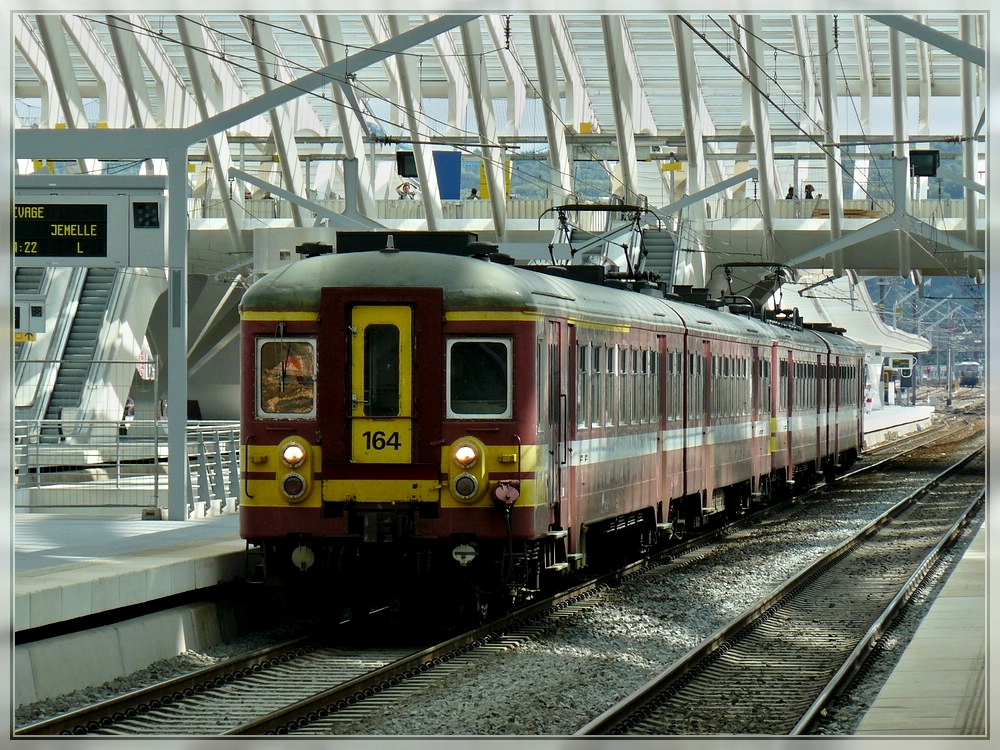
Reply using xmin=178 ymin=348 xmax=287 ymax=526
xmin=644 ymin=350 xmax=652 ymax=421
xmin=632 ymin=349 xmax=641 ymax=423
xmin=689 ymin=352 xmax=703 ymax=418
xmin=668 ymin=351 xmax=680 ymax=420
xmin=620 ymin=349 xmax=630 ymax=424
xmin=537 ymin=339 xmax=545 ymax=434
xmin=651 ymin=350 xmax=661 ymax=421
xmin=779 ymin=359 xmax=789 ymax=410
xmin=606 ymin=346 xmax=616 ymax=426
xmin=258 ymin=338 xmax=316 ymax=417
xmin=448 ymin=338 xmax=512 ymax=418
xmin=760 ymin=359 xmax=771 ymax=413
xmin=591 ymin=346 xmax=602 ymax=428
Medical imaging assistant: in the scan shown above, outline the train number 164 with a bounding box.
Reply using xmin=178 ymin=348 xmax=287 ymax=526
xmin=362 ymin=430 xmax=401 ymax=451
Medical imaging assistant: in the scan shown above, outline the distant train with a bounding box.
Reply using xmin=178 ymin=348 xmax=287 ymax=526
xmin=956 ymin=361 xmax=981 ymax=387
xmin=238 ymin=232 xmax=865 ymax=620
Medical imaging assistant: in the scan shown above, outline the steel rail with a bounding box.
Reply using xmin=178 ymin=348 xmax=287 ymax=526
xmin=791 ymin=489 xmax=984 ymax=734
xmin=575 ymin=446 xmax=984 ymax=735
xmin=17 ymin=636 xmax=316 ymax=736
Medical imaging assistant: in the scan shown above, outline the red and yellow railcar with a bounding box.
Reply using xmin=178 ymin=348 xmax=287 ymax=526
xmin=239 ymin=232 xmax=864 ymax=616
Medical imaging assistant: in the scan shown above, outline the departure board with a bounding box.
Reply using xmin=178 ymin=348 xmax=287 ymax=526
xmin=13 ymin=203 xmax=109 ymax=259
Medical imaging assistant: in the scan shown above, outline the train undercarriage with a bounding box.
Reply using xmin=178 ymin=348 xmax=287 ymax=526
xmin=245 ymin=449 xmax=858 ymax=629
xmin=244 ymin=526 xmax=579 ymax=630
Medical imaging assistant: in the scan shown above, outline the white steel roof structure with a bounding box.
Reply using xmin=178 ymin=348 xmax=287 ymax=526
xmin=12 ymin=12 xmax=988 ymax=279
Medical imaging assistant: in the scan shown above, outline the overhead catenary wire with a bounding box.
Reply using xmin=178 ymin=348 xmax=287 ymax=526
xmin=684 ymin=14 xmax=975 ymax=277
xmin=36 ymin=13 xmax=980 ymax=277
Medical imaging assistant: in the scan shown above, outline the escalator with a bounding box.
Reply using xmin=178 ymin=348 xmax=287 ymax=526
xmin=39 ymin=268 xmax=119 ymax=441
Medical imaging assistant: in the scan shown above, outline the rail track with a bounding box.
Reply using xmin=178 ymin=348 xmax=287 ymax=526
xmin=16 ymin=637 xmax=415 ymax=735
xmin=577 ymin=447 xmax=985 ymax=735
xmin=17 ymin=419 xmax=984 ymax=736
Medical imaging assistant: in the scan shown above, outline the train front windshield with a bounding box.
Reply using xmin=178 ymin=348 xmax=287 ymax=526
xmin=257 ymin=338 xmax=316 ymax=417
xmin=447 ymin=338 xmax=512 ymax=418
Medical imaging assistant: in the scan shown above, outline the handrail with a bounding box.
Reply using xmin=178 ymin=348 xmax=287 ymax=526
xmin=14 ymin=418 xmax=241 ymax=518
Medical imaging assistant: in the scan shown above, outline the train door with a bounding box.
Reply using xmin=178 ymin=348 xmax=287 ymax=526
xmin=349 ymin=305 xmax=413 ymax=463
xmin=771 ymin=345 xmax=793 ymax=484
xmin=816 ymin=352 xmax=827 ymax=472
xmin=683 ymin=335 xmax=710 ymax=511
xmin=546 ymin=320 xmax=566 ymax=528
xmin=750 ymin=346 xmax=769 ymax=497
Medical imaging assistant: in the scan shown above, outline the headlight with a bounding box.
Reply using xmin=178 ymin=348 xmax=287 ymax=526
xmin=453 ymin=442 xmax=478 ymax=468
xmin=453 ymin=473 xmax=479 ymax=499
xmin=281 ymin=472 xmax=307 ymax=499
xmin=281 ymin=441 xmax=307 ymax=467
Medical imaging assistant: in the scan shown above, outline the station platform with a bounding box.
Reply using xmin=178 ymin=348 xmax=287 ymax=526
xmin=862 ymin=403 xmax=936 ymax=449
xmin=14 ymin=511 xmax=243 ymax=630
xmin=13 ymin=512 xmax=245 ymax=707
xmin=855 ymin=523 xmax=986 ymax=735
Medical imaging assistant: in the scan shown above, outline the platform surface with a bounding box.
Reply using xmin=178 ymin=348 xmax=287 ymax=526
xmin=13 ymin=512 xmax=243 ymax=633
xmin=15 ymin=512 xmax=241 ymax=574
xmin=862 ymin=403 xmax=935 ymax=431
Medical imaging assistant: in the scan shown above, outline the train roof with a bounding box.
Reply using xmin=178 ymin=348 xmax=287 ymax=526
xmin=240 ymin=249 xmax=864 ymax=355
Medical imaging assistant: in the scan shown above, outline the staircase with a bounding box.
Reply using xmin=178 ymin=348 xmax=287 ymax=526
xmin=41 ymin=268 xmax=119 ymax=441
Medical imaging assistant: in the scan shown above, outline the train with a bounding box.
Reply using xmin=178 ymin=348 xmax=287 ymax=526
xmin=956 ymin=361 xmax=981 ymax=387
xmin=239 ymin=231 xmax=866 ymax=621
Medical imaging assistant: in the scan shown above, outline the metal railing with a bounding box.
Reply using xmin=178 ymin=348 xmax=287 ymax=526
xmin=14 ymin=419 xmax=240 ymax=520
xmin=194 ymin=196 xmax=987 ymax=223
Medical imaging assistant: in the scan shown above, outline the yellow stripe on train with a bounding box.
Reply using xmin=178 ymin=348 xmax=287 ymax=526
xmin=445 ymin=311 xmax=540 ymax=322
xmin=241 ymin=310 xmax=320 ymax=321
